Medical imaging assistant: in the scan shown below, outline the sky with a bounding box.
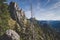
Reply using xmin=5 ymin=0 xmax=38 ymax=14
xmin=7 ymin=0 xmax=60 ymax=20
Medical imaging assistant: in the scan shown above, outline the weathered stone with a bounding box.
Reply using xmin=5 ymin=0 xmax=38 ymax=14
xmin=9 ymin=2 xmax=28 ymax=28
xmin=2 ymin=29 xmax=20 ymax=40
xmin=9 ymin=1 xmax=25 ymax=22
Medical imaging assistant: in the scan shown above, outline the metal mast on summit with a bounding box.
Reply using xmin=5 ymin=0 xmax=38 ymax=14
xmin=30 ymin=0 xmax=35 ymax=40
xmin=31 ymin=2 xmax=33 ymax=18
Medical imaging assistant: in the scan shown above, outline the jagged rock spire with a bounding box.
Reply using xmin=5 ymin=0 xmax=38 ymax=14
xmin=9 ymin=1 xmax=25 ymax=23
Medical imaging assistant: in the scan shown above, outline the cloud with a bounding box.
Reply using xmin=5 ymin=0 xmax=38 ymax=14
xmin=44 ymin=0 xmax=50 ymax=6
xmin=25 ymin=6 xmax=60 ymax=20
xmin=47 ymin=0 xmax=50 ymax=3
xmin=35 ymin=11 xmax=60 ymax=20
xmin=25 ymin=10 xmax=31 ymax=19
xmin=24 ymin=0 xmax=60 ymax=20
xmin=46 ymin=0 xmax=50 ymax=4
xmin=50 ymin=1 xmax=60 ymax=9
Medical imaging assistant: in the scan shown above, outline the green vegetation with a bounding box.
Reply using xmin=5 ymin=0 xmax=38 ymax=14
xmin=0 ymin=0 xmax=10 ymax=36
xmin=0 ymin=0 xmax=60 ymax=40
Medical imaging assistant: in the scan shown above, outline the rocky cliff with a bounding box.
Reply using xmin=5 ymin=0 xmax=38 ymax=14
xmin=8 ymin=2 xmax=60 ymax=40
xmin=0 ymin=1 xmax=60 ymax=40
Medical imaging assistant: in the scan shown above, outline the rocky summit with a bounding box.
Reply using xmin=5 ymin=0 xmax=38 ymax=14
xmin=0 ymin=1 xmax=60 ymax=40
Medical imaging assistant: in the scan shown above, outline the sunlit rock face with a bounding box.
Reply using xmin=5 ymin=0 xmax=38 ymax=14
xmin=1 ymin=29 xmax=20 ymax=40
xmin=9 ymin=2 xmax=25 ymax=22
xmin=9 ymin=2 xmax=28 ymax=28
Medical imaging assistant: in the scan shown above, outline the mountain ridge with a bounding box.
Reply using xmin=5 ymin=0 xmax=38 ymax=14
xmin=0 ymin=1 xmax=60 ymax=40
xmin=37 ymin=20 xmax=60 ymax=32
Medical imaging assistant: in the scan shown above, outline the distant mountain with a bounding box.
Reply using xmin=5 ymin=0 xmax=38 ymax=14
xmin=37 ymin=20 xmax=60 ymax=32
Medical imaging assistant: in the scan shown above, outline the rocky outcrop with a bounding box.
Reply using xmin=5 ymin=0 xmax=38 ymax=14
xmin=0 ymin=1 xmax=60 ymax=40
xmin=1 ymin=29 xmax=20 ymax=40
xmin=9 ymin=2 xmax=25 ymax=22
xmin=9 ymin=1 xmax=28 ymax=27
xmin=8 ymin=2 xmax=60 ymax=40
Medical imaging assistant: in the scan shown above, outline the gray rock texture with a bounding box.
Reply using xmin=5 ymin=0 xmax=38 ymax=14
xmin=1 ymin=29 xmax=20 ymax=40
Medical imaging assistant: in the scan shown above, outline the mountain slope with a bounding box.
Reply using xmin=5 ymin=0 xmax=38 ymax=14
xmin=8 ymin=2 xmax=60 ymax=40
xmin=0 ymin=1 xmax=60 ymax=40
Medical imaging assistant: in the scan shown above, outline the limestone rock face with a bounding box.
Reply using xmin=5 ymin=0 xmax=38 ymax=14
xmin=2 ymin=29 xmax=20 ymax=40
xmin=9 ymin=2 xmax=25 ymax=22
xmin=9 ymin=2 xmax=28 ymax=27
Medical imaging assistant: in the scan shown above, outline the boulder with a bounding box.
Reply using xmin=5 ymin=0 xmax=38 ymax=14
xmin=2 ymin=29 xmax=20 ymax=40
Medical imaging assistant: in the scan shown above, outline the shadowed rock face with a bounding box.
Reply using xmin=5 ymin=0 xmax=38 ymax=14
xmin=9 ymin=1 xmax=28 ymax=28
xmin=9 ymin=2 xmax=25 ymax=22
xmin=9 ymin=2 xmax=26 ymax=27
xmin=9 ymin=2 xmax=16 ymax=20
xmin=1 ymin=29 xmax=20 ymax=40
